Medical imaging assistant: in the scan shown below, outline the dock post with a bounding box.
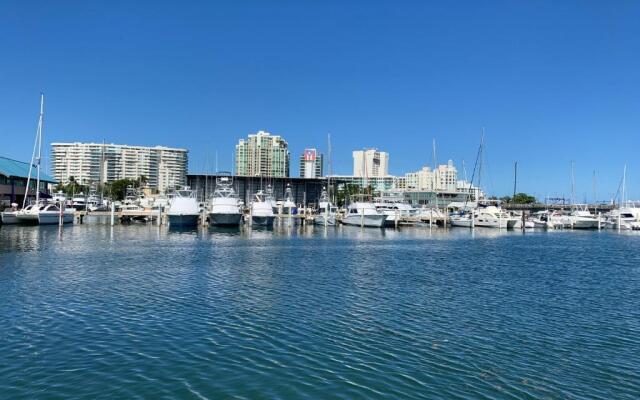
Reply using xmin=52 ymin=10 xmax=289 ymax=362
xmin=110 ymin=202 xmax=115 ymax=226
xmin=395 ymin=209 xmax=399 ymax=229
xmin=598 ymin=211 xmax=601 ymax=231
xmin=158 ymin=207 xmax=162 ymax=226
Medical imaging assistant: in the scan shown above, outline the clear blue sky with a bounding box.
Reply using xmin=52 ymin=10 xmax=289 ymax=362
xmin=1 ymin=1 xmax=639 ymax=201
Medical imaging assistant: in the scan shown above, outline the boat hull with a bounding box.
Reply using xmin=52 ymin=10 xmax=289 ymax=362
xmin=16 ymin=213 xmax=39 ymax=225
xmin=451 ymin=218 xmax=518 ymax=229
xmin=1 ymin=212 xmax=19 ymax=225
xmin=314 ymin=215 xmax=336 ymax=226
xmin=168 ymin=214 xmax=200 ymax=227
xmin=38 ymin=212 xmax=74 ymax=225
xmin=252 ymin=215 xmax=275 ymax=226
xmin=341 ymin=214 xmax=387 ymax=228
xmin=209 ymin=212 xmax=242 ymax=227
xmin=570 ymin=219 xmax=599 ymax=229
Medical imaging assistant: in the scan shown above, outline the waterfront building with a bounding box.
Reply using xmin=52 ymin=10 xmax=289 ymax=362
xmin=188 ymin=173 xmax=329 ymax=207
xmin=0 ymin=156 xmax=57 ymax=207
xmin=235 ymin=131 xmax=290 ymax=177
xmin=299 ymin=149 xmax=323 ymax=178
xmin=353 ymin=149 xmax=389 ymax=177
xmin=50 ymin=142 xmax=187 ymax=193
xmin=399 ymin=160 xmax=458 ymax=192
xmin=330 ymin=175 xmax=396 ymax=192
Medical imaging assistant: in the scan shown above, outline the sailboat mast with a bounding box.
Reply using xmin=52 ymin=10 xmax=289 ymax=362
xmin=327 ymin=133 xmax=332 ymax=202
xmin=513 ymin=161 xmax=518 ymax=198
xmin=570 ymin=161 xmax=575 ymax=206
xmin=35 ymin=94 xmax=44 ymax=205
xmin=622 ymin=163 xmax=627 ymax=207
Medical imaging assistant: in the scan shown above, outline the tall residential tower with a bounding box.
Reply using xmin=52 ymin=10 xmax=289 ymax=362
xmin=299 ymin=149 xmax=323 ymax=178
xmin=235 ymin=131 xmax=290 ymax=177
xmin=352 ymin=149 xmax=389 ymax=178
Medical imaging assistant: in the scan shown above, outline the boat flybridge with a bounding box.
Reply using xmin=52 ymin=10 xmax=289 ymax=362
xmin=251 ymin=190 xmax=276 ymax=227
xmin=314 ymin=187 xmax=338 ymax=226
xmin=341 ymin=194 xmax=387 ymax=228
xmin=450 ymin=202 xmax=518 ymax=229
xmin=208 ymin=174 xmax=242 ymax=227
xmin=167 ymin=186 xmax=200 ymax=227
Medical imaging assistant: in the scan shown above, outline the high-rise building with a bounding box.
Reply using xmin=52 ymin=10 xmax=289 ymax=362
xmin=352 ymin=149 xmax=389 ymax=178
xmin=235 ymin=130 xmax=290 ymax=177
xmin=51 ymin=142 xmax=188 ymax=193
xmin=299 ymin=149 xmax=323 ymax=178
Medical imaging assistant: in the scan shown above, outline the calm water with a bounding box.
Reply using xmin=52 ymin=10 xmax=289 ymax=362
xmin=1 ymin=223 xmax=639 ymax=399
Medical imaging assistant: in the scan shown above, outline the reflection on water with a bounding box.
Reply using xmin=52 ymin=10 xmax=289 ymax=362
xmin=1 ymin=223 xmax=639 ymax=399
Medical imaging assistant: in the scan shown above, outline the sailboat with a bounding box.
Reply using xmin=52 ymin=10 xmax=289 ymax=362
xmin=15 ymin=94 xmax=74 ymax=225
xmin=208 ymin=174 xmax=243 ymax=226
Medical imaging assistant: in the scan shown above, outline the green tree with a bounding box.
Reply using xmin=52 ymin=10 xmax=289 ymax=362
xmin=512 ymin=192 xmax=536 ymax=204
xmin=107 ymin=179 xmax=138 ymax=200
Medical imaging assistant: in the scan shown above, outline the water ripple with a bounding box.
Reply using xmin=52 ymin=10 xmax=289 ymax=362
xmin=0 ymin=224 xmax=639 ymax=399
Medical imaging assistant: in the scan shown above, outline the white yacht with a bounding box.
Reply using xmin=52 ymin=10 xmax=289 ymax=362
xmin=374 ymin=191 xmax=417 ymax=227
xmin=511 ymin=211 xmax=535 ymax=229
xmin=86 ymin=190 xmax=108 ymax=212
xmin=265 ymin=184 xmax=278 ymax=215
xmin=531 ymin=210 xmax=569 ymax=229
xmin=71 ymin=193 xmax=87 ymax=211
xmin=314 ymin=187 xmax=337 ymax=226
xmin=450 ymin=205 xmax=518 ymax=229
xmin=605 ymin=206 xmax=640 ymax=230
xmin=280 ymin=184 xmax=298 ymax=215
xmin=208 ymin=175 xmax=242 ymax=227
xmin=167 ymin=187 xmax=200 ymax=227
xmin=251 ymin=190 xmax=276 ymax=227
xmin=341 ymin=196 xmax=387 ymax=228
xmin=567 ymin=205 xmax=600 ymax=229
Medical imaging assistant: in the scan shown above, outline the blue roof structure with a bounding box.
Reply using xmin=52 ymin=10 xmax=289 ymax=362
xmin=0 ymin=156 xmax=58 ymax=183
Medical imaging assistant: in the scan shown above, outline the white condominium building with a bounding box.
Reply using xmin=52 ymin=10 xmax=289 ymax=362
xmin=353 ymin=149 xmax=389 ymax=178
xmin=51 ymin=142 xmax=188 ymax=193
xmin=402 ymin=160 xmax=458 ymax=192
xmin=235 ymin=130 xmax=290 ymax=177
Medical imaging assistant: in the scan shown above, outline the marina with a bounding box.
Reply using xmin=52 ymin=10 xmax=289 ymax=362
xmin=2 ymin=2 xmax=639 ymax=398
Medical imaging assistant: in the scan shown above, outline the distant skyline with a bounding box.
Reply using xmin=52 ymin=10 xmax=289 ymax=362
xmin=1 ymin=1 xmax=639 ymax=201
